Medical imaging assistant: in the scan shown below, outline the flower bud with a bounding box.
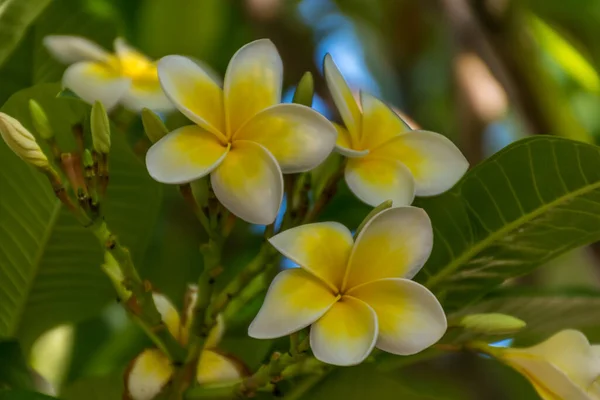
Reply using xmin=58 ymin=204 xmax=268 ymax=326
xmin=141 ymin=108 xmax=168 ymax=143
xmin=292 ymin=71 xmax=314 ymax=107
xmin=28 ymin=99 xmax=54 ymax=140
xmin=83 ymin=149 xmax=94 ymax=169
xmin=0 ymin=112 xmax=49 ymax=168
xmin=459 ymin=313 xmax=526 ymax=335
xmin=91 ymin=101 xmax=110 ymax=153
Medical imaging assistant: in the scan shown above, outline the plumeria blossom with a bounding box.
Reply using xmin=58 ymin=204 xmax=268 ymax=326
xmin=323 ymin=54 xmax=469 ymax=207
xmin=126 ymin=292 xmax=244 ymax=400
xmin=43 ymin=35 xmax=172 ymax=112
xmin=497 ymin=330 xmax=600 ymax=400
xmin=145 ymin=39 xmax=337 ymax=225
xmin=248 ymin=207 xmax=447 ymax=366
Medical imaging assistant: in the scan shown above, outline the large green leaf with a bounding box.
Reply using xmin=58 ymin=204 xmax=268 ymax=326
xmin=0 ymin=84 xmax=161 ymax=351
xmin=416 ymin=136 xmax=600 ymax=310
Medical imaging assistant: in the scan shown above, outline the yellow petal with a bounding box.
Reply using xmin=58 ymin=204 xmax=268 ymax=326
xmin=157 ymin=55 xmax=225 ymax=139
xmin=224 ymin=39 xmax=283 ymax=135
xmin=359 ymin=91 xmax=410 ymax=150
xmin=371 ymin=131 xmax=468 ymax=196
xmin=152 ymin=293 xmax=182 ymax=341
xmin=211 ymin=140 xmax=283 ymax=225
xmin=146 ymin=125 xmax=229 ymax=184
xmin=126 ymin=349 xmax=173 ymax=400
xmin=63 ymin=61 xmax=130 ymax=110
xmin=197 ymin=350 xmax=243 ymax=385
xmin=248 ymin=268 xmax=337 ymax=339
xmin=343 ymin=207 xmax=432 ymax=291
xmin=347 ymin=278 xmax=446 ymax=355
xmin=205 ymin=314 xmax=225 ymax=349
xmin=43 ymin=35 xmax=110 ymax=64
xmin=310 ymin=296 xmax=377 ymax=366
xmin=345 ymin=157 xmax=415 ymax=207
xmin=123 ymin=81 xmax=173 ymax=112
xmin=234 ymin=104 xmax=337 ymax=173
xmin=323 ymin=54 xmax=362 ymax=144
xmin=334 ymin=123 xmax=369 ymax=158
xmin=268 ymin=222 xmax=353 ymax=291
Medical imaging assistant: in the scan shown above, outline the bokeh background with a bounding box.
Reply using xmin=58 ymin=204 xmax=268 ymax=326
xmin=3 ymin=0 xmax=600 ymax=398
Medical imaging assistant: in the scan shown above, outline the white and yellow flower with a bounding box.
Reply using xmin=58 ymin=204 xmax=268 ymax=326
xmin=145 ymin=39 xmax=337 ymax=225
xmin=248 ymin=207 xmax=447 ymax=366
xmin=126 ymin=292 xmax=244 ymax=400
xmin=496 ymin=330 xmax=600 ymax=400
xmin=44 ymin=35 xmax=172 ymax=112
xmin=324 ymin=54 xmax=469 ymax=206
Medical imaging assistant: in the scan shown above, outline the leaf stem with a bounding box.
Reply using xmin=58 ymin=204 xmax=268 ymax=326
xmin=302 ymin=160 xmax=345 ymax=223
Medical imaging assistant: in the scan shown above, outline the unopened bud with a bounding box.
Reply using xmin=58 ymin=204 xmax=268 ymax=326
xmin=83 ymin=149 xmax=94 ymax=168
xmin=28 ymin=99 xmax=53 ymax=140
xmin=459 ymin=313 xmax=526 ymax=335
xmin=0 ymin=112 xmax=49 ymax=168
xmin=292 ymin=71 xmax=314 ymax=107
xmin=91 ymin=101 xmax=110 ymax=153
xmin=141 ymin=108 xmax=168 ymax=143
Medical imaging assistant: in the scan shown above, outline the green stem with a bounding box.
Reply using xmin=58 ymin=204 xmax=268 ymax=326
xmin=180 ymin=184 xmax=211 ymax=235
xmin=302 ymin=160 xmax=345 ymax=223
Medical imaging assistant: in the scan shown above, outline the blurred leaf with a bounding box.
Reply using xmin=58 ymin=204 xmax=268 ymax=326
xmin=416 ymin=136 xmax=600 ymax=310
xmin=60 ymin=374 xmax=123 ymax=400
xmin=0 ymin=0 xmax=51 ymax=67
xmin=0 ymin=83 xmax=161 ymax=351
xmin=0 ymin=391 xmax=57 ymax=400
xmin=0 ymin=341 xmax=33 ymax=390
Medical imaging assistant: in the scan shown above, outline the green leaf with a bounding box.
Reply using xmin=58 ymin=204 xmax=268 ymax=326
xmin=61 ymin=374 xmax=123 ymax=400
xmin=0 ymin=391 xmax=57 ymax=400
xmin=450 ymin=289 xmax=600 ymax=346
xmin=416 ymin=136 xmax=600 ymax=310
xmin=0 ymin=83 xmax=161 ymax=351
xmin=0 ymin=0 xmax=52 ymax=67
xmin=0 ymin=341 xmax=33 ymax=390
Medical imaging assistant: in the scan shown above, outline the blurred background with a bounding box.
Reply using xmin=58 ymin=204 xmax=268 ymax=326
xmin=3 ymin=0 xmax=600 ymax=398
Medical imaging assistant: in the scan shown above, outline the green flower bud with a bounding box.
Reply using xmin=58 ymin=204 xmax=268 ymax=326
xmin=459 ymin=313 xmax=526 ymax=335
xmin=141 ymin=108 xmax=169 ymax=143
xmin=0 ymin=112 xmax=49 ymax=168
xmin=83 ymin=149 xmax=94 ymax=168
xmin=91 ymin=101 xmax=111 ymax=153
xmin=28 ymin=99 xmax=53 ymax=140
xmin=292 ymin=71 xmax=314 ymax=107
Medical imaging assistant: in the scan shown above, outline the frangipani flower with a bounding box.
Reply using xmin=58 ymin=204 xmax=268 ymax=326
xmin=43 ymin=35 xmax=172 ymax=112
xmin=145 ymin=39 xmax=337 ymax=225
xmin=248 ymin=207 xmax=447 ymax=366
xmin=126 ymin=293 xmax=244 ymax=400
xmin=497 ymin=330 xmax=600 ymax=400
xmin=323 ymin=55 xmax=469 ymax=207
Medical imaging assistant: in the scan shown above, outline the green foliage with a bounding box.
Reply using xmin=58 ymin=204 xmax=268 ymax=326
xmin=0 ymin=341 xmax=33 ymax=391
xmin=0 ymin=391 xmax=57 ymax=400
xmin=416 ymin=136 xmax=600 ymax=310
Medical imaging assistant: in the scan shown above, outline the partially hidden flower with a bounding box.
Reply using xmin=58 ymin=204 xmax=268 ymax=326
xmin=0 ymin=112 xmax=49 ymax=168
xmin=43 ymin=35 xmax=173 ymax=112
xmin=248 ymin=207 xmax=447 ymax=366
xmin=323 ymin=54 xmax=469 ymax=207
xmin=497 ymin=330 xmax=600 ymax=400
xmin=145 ymin=39 xmax=337 ymax=225
xmin=126 ymin=292 xmax=244 ymax=400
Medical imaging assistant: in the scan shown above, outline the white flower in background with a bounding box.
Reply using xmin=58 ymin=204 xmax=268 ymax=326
xmin=248 ymin=207 xmax=447 ymax=366
xmin=44 ymin=35 xmax=173 ymax=112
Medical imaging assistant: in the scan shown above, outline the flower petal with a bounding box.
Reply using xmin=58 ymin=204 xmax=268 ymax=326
xmin=360 ymin=91 xmax=410 ymax=150
xmin=323 ymin=54 xmax=362 ymax=144
xmin=225 ymin=39 xmax=283 ymax=135
xmin=343 ymin=207 xmax=432 ymax=290
xmin=43 ymin=35 xmax=110 ymax=64
xmin=211 ymin=140 xmax=283 ymax=225
xmin=197 ymin=350 xmax=244 ymax=385
xmin=146 ymin=125 xmax=229 ymax=184
xmin=310 ymin=296 xmax=377 ymax=366
xmin=123 ymin=81 xmax=173 ymax=112
xmin=234 ymin=104 xmax=337 ymax=173
xmin=63 ymin=61 xmax=130 ymax=110
xmin=248 ymin=268 xmax=337 ymax=339
xmin=371 ymin=131 xmax=469 ymax=196
xmin=345 ymin=157 xmax=415 ymax=207
xmin=347 ymin=278 xmax=446 ymax=355
xmin=334 ymin=123 xmax=368 ymax=158
xmin=152 ymin=293 xmax=182 ymax=341
xmin=126 ymin=349 xmax=173 ymax=400
xmin=268 ymin=222 xmax=353 ymax=291
xmin=157 ymin=55 xmax=225 ymax=137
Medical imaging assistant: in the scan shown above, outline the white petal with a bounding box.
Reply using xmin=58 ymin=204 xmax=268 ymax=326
xmin=122 ymin=85 xmax=174 ymax=112
xmin=126 ymin=349 xmax=173 ymax=400
xmin=310 ymin=296 xmax=378 ymax=366
xmin=248 ymin=268 xmax=337 ymax=339
xmin=63 ymin=61 xmax=130 ymax=110
xmin=234 ymin=103 xmax=337 ymax=173
xmin=197 ymin=350 xmax=243 ymax=385
xmin=152 ymin=293 xmax=182 ymax=341
xmin=146 ymin=125 xmax=229 ymax=184
xmin=211 ymin=140 xmax=283 ymax=225
xmin=43 ymin=35 xmax=110 ymax=64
